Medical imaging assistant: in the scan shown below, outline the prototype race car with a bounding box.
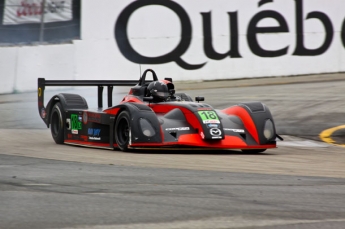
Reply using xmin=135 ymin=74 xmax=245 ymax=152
xmin=38 ymin=69 xmax=282 ymax=152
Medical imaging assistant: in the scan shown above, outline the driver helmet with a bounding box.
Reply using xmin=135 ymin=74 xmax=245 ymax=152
xmin=147 ymin=80 xmax=172 ymax=101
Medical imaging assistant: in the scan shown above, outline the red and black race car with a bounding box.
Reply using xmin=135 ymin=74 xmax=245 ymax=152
xmin=38 ymin=69 xmax=282 ymax=152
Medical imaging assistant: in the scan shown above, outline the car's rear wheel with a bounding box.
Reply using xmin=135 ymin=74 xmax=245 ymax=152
xmin=115 ymin=110 xmax=131 ymax=151
xmin=50 ymin=102 xmax=65 ymax=144
xmin=241 ymin=149 xmax=267 ymax=154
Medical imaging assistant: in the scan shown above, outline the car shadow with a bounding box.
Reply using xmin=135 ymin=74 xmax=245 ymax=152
xmin=119 ymin=148 xmax=275 ymax=155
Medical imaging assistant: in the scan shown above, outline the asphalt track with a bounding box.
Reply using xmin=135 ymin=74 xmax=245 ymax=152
xmin=0 ymin=73 xmax=344 ymax=229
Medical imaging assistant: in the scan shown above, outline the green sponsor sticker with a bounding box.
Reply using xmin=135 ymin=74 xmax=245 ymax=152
xmin=71 ymin=114 xmax=82 ymax=130
xmin=197 ymin=111 xmax=220 ymax=123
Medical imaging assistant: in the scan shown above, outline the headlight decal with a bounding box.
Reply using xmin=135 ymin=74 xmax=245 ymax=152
xmin=263 ymin=119 xmax=274 ymax=140
xmin=139 ymin=118 xmax=156 ymax=137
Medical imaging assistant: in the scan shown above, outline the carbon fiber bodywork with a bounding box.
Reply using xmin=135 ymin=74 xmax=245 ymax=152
xmin=38 ymin=69 xmax=279 ymax=151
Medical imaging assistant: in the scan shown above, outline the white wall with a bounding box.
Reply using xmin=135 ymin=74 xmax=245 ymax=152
xmin=1 ymin=0 xmax=345 ymax=94
xmin=0 ymin=47 xmax=17 ymax=94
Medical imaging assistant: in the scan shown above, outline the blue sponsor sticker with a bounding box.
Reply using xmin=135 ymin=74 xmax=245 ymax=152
xmin=88 ymin=128 xmax=101 ymax=136
xmin=207 ymin=123 xmax=219 ymax=129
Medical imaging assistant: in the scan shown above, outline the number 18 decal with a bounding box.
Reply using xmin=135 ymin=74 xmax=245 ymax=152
xmin=197 ymin=111 xmax=220 ymax=124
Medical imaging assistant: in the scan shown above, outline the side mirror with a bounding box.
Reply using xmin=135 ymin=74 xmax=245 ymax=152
xmin=195 ymin=96 xmax=205 ymax=103
xmin=164 ymin=77 xmax=173 ymax=82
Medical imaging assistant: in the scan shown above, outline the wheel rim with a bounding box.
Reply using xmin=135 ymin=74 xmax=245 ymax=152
xmin=117 ymin=118 xmax=129 ymax=145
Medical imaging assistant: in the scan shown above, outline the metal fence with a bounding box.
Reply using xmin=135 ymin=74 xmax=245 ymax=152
xmin=0 ymin=0 xmax=80 ymax=45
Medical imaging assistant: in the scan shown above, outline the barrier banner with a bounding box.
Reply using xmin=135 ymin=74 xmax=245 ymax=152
xmin=3 ymin=0 xmax=72 ymax=25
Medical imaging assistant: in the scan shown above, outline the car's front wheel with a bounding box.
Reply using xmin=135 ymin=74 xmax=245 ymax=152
xmin=50 ymin=102 xmax=65 ymax=144
xmin=115 ymin=110 xmax=131 ymax=151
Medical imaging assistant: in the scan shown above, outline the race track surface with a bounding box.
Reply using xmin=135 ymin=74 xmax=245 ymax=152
xmin=0 ymin=74 xmax=344 ymax=229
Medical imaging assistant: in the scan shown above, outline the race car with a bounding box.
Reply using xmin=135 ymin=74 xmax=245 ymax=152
xmin=38 ymin=69 xmax=282 ymax=152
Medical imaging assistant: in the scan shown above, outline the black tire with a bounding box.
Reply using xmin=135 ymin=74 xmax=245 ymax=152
xmin=115 ymin=111 xmax=131 ymax=151
xmin=50 ymin=102 xmax=65 ymax=144
xmin=241 ymin=149 xmax=267 ymax=154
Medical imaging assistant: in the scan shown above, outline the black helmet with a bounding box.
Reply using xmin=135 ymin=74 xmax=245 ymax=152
xmin=147 ymin=81 xmax=170 ymax=101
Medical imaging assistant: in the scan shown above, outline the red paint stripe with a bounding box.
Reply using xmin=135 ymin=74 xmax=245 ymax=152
xmin=149 ymin=104 xmax=203 ymax=131
xmin=65 ymin=136 xmax=275 ymax=149
xmin=221 ymin=106 xmax=259 ymax=143
xmin=120 ymin=95 xmax=145 ymax=104
xmin=104 ymin=107 xmax=120 ymax=115
xmin=65 ymin=140 xmax=114 ymax=148
xmin=130 ymin=134 xmax=275 ymax=149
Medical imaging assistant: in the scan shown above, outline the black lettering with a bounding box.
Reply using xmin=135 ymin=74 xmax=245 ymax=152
xmin=202 ymin=11 xmax=242 ymax=60
xmin=247 ymin=10 xmax=289 ymax=57
xmin=293 ymin=0 xmax=333 ymax=56
xmin=114 ymin=0 xmax=205 ymax=70
xmin=258 ymin=0 xmax=273 ymax=7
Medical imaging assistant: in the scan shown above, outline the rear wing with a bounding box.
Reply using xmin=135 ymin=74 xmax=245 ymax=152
xmin=38 ymin=78 xmax=139 ymax=110
xmin=37 ymin=69 xmax=157 ymax=122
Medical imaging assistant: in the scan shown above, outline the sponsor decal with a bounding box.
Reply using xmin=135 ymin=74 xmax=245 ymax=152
xmin=203 ymin=120 xmax=220 ymax=124
xmin=83 ymin=111 xmax=88 ymax=124
xmin=80 ymin=135 xmax=88 ymax=141
xmin=198 ymin=111 xmax=220 ymax=124
xmin=165 ymin=127 xmax=190 ymax=131
xmin=223 ymin=128 xmax=245 ymax=133
xmin=212 ymin=136 xmax=222 ymax=139
xmin=40 ymin=108 xmax=46 ymax=119
xmin=207 ymin=124 xmax=219 ymax=129
xmin=71 ymin=114 xmax=82 ymax=130
xmin=3 ymin=0 xmax=73 ymax=25
xmin=210 ymin=128 xmax=222 ymax=136
xmin=71 ymin=129 xmax=78 ymax=134
xmin=89 ymin=136 xmax=101 ymax=141
xmin=38 ymin=87 xmax=42 ymax=97
xmin=88 ymin=128 xmax=101 ymax=136
xmin=85 ymin=112 xmax=102 ymax=124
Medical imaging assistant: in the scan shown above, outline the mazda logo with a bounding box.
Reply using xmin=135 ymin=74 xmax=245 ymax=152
xmin=210 ymin=128 xmax=221 ymax=136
